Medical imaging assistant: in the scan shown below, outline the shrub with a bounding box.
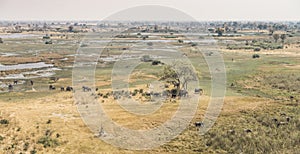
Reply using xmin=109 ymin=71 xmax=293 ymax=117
xmin=252 ymin=54 xmax=260 ymax=58
xmin=45 ymin=40 xmax=52 ymax=44
xmin=46 ymin=119 xmax=52 ymax=124
xmin=191 ymin=42 xmax=198 ymax=46
xmin=37 ymin=136 xmax=59 ymax=148
xmin=30 ymin=149 xmax=37 ymax=154
xmin=80 ymin=44 xmax=88 ymax=47
xmin=254 ymin=48 xmax=261 ymax=51
xmin=0 ymin=119 xmax=9 ymax=124
xmin=23 ymin=142 xmax=29 ymax=151
xmin=152 ymin=60 xmax=161 ymax=65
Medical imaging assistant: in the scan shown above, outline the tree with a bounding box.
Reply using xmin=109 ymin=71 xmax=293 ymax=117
xmin=178 ymin=39 xmax=184 ymax=43
xmin=280 ymin=34 xmax=286 ymax=44
xmin=269 ymin=28 xmax=274 ymax=35
xmin=68 ymin=25 xmax=74 ymax=32
xmin=215 ymin=28 xmax=224 ymax=37
xmin=160 ymin=61 xmax=197 ymax=95
xmin=273 ymin=34 xmax=279 ymax=43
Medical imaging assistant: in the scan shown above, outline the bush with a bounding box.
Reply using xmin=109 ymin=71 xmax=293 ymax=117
xmin=132 ymin=92 xmax=137 ymax=96
xmin=0 ymin=119 xmax=9 ymax=124
xmin=254 ymin=48 xmax=261 ymax=51
xmin=37 ymin=136 xmax=59 ymax=148
xmin=45 ymin=40 xmax=52 ymax=44
xmin=80 ymin=44 xmax=88 ymax=47
xmin=252 ymin=54 xmax=260 ymax=59
xmin=191 ymin=42 xmax=198 ymax=47
xmin=146 ymin=42 xmax=153 ymax=46
xmin=30 ymin=149 xmax=37 ymax=154
xmin=152 ymin=60 xmax=161 ymax=65
xmin=46 ymin=119 xmax=52 ymax=124
xmin=23 ymin=142 xmax=29 ymax=151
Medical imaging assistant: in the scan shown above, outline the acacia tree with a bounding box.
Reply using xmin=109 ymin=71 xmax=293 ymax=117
xmin=160 ymin=61 xmax=197 ymax=94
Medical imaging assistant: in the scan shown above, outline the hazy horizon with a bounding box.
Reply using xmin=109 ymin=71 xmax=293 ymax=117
xmin=0 ymin=0 xmax=299 ymax=21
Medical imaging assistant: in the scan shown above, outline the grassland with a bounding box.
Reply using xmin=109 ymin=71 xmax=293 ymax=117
xmin=0 ymin=27 xmax=300 ymax=153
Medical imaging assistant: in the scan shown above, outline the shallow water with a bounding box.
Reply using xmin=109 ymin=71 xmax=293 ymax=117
xmin=0 ymin=53 xmax=20 ymax=56
xmin=0 ymin=62 xmax=54 ymax=71
xmin=0 ymin=33 xmax=41 ymax=39
xmin=0 ymin=67 xmax=61 ymax=79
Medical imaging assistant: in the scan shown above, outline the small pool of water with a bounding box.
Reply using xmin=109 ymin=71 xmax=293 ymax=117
xmin=0 ymin=33 xmax=41 ymax=39
xmin=0 ymin=62 xmax=54 ymax=71
xmin=0 ymin=67 xmax=61 ymax=79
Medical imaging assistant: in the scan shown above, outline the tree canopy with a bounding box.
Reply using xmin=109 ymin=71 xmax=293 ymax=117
xmin=160 ymin=61 xmax=197 ymax=91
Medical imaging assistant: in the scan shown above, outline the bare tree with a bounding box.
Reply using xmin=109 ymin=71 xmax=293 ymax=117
xmin=273 ymin=34 xmax=279 ymax=43
xmin=160 ymin=61 xmax=197 ymax=94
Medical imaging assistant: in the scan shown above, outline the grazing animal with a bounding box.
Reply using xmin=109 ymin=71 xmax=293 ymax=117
xmin=49 ymin=85 xmax=56 ymax=90
xmin=228 ymin=129 xmax=235 ymax=135
xmin=171 ymin=93 xmax=177 ymax=98
xmin=162 ymin=90 xmax=169 ymax=97
xmin=30 ymin=80 xmax=34 ymax=86
xmin=179 ymin=90 xmax=188 ymax=97
xmin=113 ymin=95 xmax=120 ymax=100
xmin=153 ymin=92 xmax=161 ymax=97
xmin=194 ymin=88 xmax=203 ymax=95
xmin=290 ymin=96 xmax=294 ymax=102
xmin=60 ymin=87 xmax=64 ymax=91
xmin=244 ymin=129 xmax=252 ymax=133
xmin=277 ymin=122 xmax=288 ymax=127
xmin=195 ymin=122 xmax=204 ymax=127
xmin=173 ymin=82 xmax=180 ymax=88
xmin=8 ymin=84 xmax=13 ymax=91
xmin=66 ymin=86 xmax=73 ymax=91
xmin=82 ymin=86 xmax=91 ymax=92
xmin=50 ymin=77 xmax=59 ymax=82
xmin=14 ymin=80 xmax=18 ymax=85
xmin=95 ymin=88 xmax=99 ymax=91
xmin=280 ymin=113 xmax=286 ymax=116
xmin=272 ymin=118 xmax=278 ymax=123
